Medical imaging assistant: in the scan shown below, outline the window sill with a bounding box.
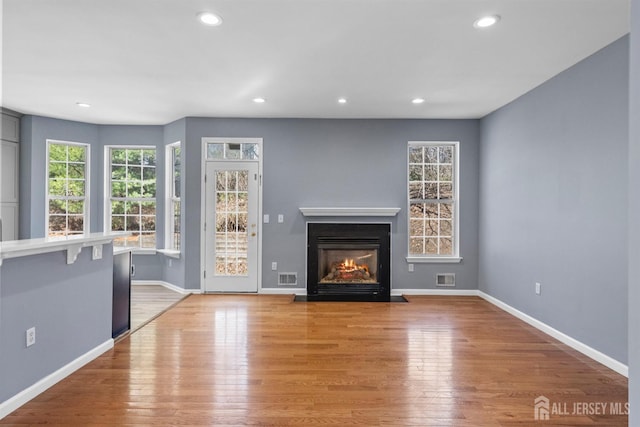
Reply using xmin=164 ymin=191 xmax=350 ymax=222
xmin=406 ymin=256 xmax=463 ymax=264
xmin=128 ymin=248 xmax=157 ymax=256
xmin=157 ymin=249 xmax=181 ymax=259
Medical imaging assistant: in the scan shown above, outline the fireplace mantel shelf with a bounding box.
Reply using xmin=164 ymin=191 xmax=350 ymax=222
xmin=299 ymin=207 xmax=401 ymax=217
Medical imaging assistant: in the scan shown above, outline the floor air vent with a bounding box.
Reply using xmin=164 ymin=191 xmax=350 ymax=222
xmin=278 ymin=272 xmax=298 ymax=286
xmin=436 ymin=273 xmax=455 ymax=287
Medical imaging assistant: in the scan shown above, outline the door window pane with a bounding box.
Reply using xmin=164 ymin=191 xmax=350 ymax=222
xmin=207 ymin=142 xmax=260 ymax=160
xmin=215 ymin=170 xmax=250 ymax=276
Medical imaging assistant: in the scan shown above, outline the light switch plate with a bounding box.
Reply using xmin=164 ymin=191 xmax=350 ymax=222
xmin=26 ymin=327 xmax=36 ymax=347
xmin=92 ymin=245 xmax=103 ymax=260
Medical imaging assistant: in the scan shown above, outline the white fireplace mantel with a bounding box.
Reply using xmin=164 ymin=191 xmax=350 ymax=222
xmin=299 ymin=207 xmax=401 ymax=217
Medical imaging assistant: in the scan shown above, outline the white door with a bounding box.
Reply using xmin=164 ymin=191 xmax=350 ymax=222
xmin=205 ymin=161 xmax=259 ymax=292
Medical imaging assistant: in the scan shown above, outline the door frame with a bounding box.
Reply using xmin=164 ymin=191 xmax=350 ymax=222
xmin=200 ymin=137 xmax=263 ymax=293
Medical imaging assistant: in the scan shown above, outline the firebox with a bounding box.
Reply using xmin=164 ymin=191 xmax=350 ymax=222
xmin=307 ymin=223 xmax=391 ymax=301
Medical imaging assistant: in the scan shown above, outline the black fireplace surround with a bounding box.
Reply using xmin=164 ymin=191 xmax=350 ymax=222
xmin=307 ymin=223 xmax=391 ymax=302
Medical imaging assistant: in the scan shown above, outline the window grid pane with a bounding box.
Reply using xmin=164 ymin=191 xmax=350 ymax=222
xmin=173 ymin=146 xmax=181 ymax=198
xmin=167 ymin=144 xmax=181 ymax=251
xmin=408 ymin=144 xmax=456 ymax=257
xmin=206 ymin=142 xmax=260 ymax=160
xmin=109 ymin=147 xmax=156 ymax=248
xmin=47 ymin=142 xmax=88 ymax=238
xmin=173 ymin=199 xmax=181 ymax=251
xmin=215 ymin=170 xmax=249 ymax=276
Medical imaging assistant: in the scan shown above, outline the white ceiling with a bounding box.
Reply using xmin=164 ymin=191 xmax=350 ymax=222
xmin=1 ymin=0 xmax=630 ymax=125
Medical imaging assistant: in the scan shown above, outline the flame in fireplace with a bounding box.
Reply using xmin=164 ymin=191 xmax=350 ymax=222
xmin=320 ymin=255 xmax=374 ymax=283
xmin=343 ymin=258 xmax=368 ymax=273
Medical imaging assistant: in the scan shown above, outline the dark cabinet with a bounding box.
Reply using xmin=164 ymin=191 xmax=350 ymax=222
xmin=112 ymin=251 xmax=131 ymax=338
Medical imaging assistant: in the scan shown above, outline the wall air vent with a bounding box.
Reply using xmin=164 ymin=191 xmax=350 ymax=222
xmin=278 ymin=272 xmax=298 ymax=286
xmin=436 ymin=273 xmax=455 ymax=287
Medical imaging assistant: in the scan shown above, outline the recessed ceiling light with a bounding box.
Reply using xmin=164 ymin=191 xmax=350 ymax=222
xmin=474 ymin=15 xmax=500 ymax=28
xmin=338 ymin=98 xmax=347 ymax=104
xmin=197 ymin=12 xmax=223 ymax=26
xmin=76 ymin=102 xmax=91 ymax=108
xmin=253 ymin=97 xmax=266 ymax=104
xmin=412 ymin=98 xmax=425 ymax=104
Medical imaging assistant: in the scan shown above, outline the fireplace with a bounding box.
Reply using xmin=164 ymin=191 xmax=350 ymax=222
xmin=307 ymin=223 xmax=391 ymax=301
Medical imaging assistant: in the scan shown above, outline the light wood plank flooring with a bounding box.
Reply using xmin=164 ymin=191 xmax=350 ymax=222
xmin=1 ymin=295 xmax=628 ymax=426
xmin=130 ymin=284 xmax=187 ymax=332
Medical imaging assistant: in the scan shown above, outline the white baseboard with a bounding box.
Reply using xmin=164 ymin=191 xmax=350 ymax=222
xmin=259 ymin=288 xmax=307 ymax=295
xmin=477 ymin=291 xmax=628 ymax=377
xmin=132 ymin=280 xmax=201 ymax=294
xmin=392 ymin=288 xmax=480 ymax=296
xmin=0 ymin=339 xmax=114 ymax=419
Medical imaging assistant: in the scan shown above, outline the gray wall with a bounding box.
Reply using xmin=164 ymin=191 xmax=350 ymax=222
xmin=0 ymin=246 xmax=113 ymax=402
xmin=184 ymin=118 xmax=480 ymax=291
xmin=19 ymin=118 xmax=167 ymax=280
xmin=479 ymin=37 xmax=629 ymax=364
xmin=19 ymin=116 xmax=482 ymax=291
xmin=20 ymin=116 xmax=99 ymax=238
xmin=628 ymin=0 xmax=639 ymax=422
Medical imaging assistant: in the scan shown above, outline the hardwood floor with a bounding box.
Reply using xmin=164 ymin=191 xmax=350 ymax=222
xmin=1 ymin=295 xmax=628 ymax=426
xmin=129 ymin=284 xmax=187 ymax=332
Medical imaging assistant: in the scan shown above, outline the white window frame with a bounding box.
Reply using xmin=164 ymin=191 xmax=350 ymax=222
xmin=104 ymin=145 xmax=157 ymax=252
xmin=45 ymin=139 xmax=90 ymax=237
xmin=162 ymin=141 xmax=181 ymax=257
xmin=406 ymin=141 xmax=462 ymax=263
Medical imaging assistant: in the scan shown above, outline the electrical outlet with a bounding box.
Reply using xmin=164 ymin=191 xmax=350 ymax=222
xmin=26 ymin=327 xmax=36 ymax=347
xmin=263 ymin=214 xmax=270 ymax=223
xmin=408 ymin=264 xmax=414 ymax=272
xmin=535 ymin=282 xmax=541 ymax=295
xmin=272 ymin=262 xmax=277 ymax=271
xmin=278 ymin=214 xmax=284 ymax=223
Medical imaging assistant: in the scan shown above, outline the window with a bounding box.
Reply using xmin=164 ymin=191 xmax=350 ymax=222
xmin=166 ymin=142 xmax=181 ymax=251
xmin=206 ymin=141 xmax=260 ymax=160
xmin=106 ymin=147 xmax=156 ymax=249
xmin=407 ymin=141 xmax=460 ymax=262
xmin=46 ymin=140 xmax=89 ymax=237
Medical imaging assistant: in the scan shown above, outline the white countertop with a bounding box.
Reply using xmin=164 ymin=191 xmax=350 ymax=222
xmin=0 ymin=232 xmax=130 ymax=265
